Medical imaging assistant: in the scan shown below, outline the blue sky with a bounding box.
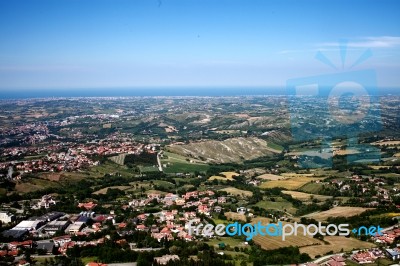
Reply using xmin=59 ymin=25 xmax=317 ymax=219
xmin=0 ymin=0 xmax=399 ymax=89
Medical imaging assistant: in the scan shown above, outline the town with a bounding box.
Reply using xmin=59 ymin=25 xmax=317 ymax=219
xmin=0 ymin=96 xmax=400 ymax=266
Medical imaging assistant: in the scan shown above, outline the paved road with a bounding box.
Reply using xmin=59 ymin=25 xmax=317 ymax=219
xmin=157 ymin=151 xmax=163 ymax=172
xmin=312 ymin=253 xmax=344 ymax=264
xmin=15 ymin=254 xmax=57 ymax=262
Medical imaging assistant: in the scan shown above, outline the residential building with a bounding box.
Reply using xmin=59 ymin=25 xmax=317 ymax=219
xmin=0 ymin=212 xmax=15 ymax=224
xmin=154 ymin=254 xmax=180 ymax=265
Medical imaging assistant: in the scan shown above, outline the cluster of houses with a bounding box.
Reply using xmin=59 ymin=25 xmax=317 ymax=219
xmin=0 ymin=150 xmax=97 ymax=177
xmin=0 ymin=137 xmax=160 ymax=179
xmin=0 ymin=123 xmax=49 ymax=146
xmin=302 ymin=249 xmax=386 ymax=266
xmin=374 ymin=228 xmax=400 ymax=244
xmin=351 ymin=249 xmax=385 ymax=264
xmin=1 ymin=144 xmax=61 ymax=158
xmin=329 ymin=175 xmax=394 ymax=205
xmin=128 ymin=190 xmax=231 ymax=242
xmin=74 ymin=140 xmax=147 ymax=157
xmin=0 ymin=188 xmax=236 ymax=264
xmin=0 ymin=240 xmax=34 ymax=264
xmin=7 ymin=186 xmax=400 ymax=265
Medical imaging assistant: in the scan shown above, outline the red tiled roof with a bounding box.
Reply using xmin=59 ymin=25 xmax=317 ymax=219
xmin=118 ymin=223 xmax=127 ymax=228
xmin=86 ymin=263 xmax=108 ymax=266
xmin=327 ymin=260 xmax=343 ymax=266
xmin=332 ymin=255 xmax=345 ymax=262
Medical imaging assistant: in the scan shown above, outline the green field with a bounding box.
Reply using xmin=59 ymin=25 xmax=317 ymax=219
xmin=254 ymin=197 xmax=297 ymax=214
xmin=81 ymin=257 xmax=99 ymax=265
xmin=126 ymin=180 xmax=175 ymax=193
xmin=161 ymin=151 xmax=209 ymax=173
xmin=153 ymin=180 xmax=175 ymax=189
xmin=207 ymin=237 xmax=250 ymax=266
xmin=299 ymin=182 xmax=325 ymax=194
xmin=15 ymin=177 xmax=61 ymax=194
xmin=267 ymin=142 xmax=284 ymax=152
xmin=86 ymin=161 xmax=135 ymax=178
xmin=207 ymin=237 xmax=249 ymax=249
xmin=139 ymin=165 xmax=159 ymax=172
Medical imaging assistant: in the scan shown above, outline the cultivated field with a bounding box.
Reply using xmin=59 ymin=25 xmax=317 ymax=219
xmin=124 ymin=180 xmax=175 ymax=193
xmin=209 ymin=175 xmax=233 ymax=181
xmin=255 ymin=198 xmax=297 ymax=214
xmin=161 ymin=151 xmax=209 ymax=173
xmin=281 ymin=173 xmax=315 ymax=178
xmin=256 ymin=173 xmax=286 ymax=180
xmin=251 ymin=218 xmax=323 ymax=250
xmin=15 ymin=178 xmax=60 ymax=194
xmin=242 ymin=168 xmax=267 ymax=177
xmin=225 ymin=211 xmax=247 ymax=222
xmin=303 ymin=207 xmax=373 ymax=221
xmin=220 ymin=172 xmax=239 ymax=179
xmin=372 ymin=140 xmax=400 ymax=146
xmin=92 ymin=186 xmax=131 ymax=195
xmin=109 ymin=153 xmax=127 ymax=165
xmin=299 ymin=182 xmax=325 ymax=194
xmin=209 ymin=172 xmax=238 ymax=181
xmin=207 ymin=237 xmax=249 ymax=249
xmin=260 ymin=176 xmax=323 ymax=190
xmin=334 ymin=148 xmax=361 ymax=155
xmin=282 ymin=191 xmax=332 ymax=202
xmin=371 ymin=212 xmax=400 ymax=219
xmin=299 ymin=236 xmax=375 ymax=258
xmin=370 ymin=165 xmax=392 ymax=170
xmin=219 ymin=187 xmax=253 ymax=197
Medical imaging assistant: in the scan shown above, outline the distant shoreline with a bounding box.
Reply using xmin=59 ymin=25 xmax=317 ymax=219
xmin=0 ymin=87 xmax=399 ymax=99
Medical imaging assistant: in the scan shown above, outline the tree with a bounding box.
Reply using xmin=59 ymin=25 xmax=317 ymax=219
xmin=137 ymin=253 xmax=152 ymax=266
xmin=23 ymin=249 xmax=37 ymax=265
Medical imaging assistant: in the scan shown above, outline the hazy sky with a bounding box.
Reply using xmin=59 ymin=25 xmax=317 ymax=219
xmin=0 ymin=0 xmax=399 ymax=89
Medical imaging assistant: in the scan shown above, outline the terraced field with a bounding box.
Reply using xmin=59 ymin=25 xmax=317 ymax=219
xmin=251 ymin=218 xmax=323 ymax=250
xmin=109 ymin=153 xmax=127 ymax=165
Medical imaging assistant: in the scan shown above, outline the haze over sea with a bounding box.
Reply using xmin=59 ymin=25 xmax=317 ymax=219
xmin=0 ymin=87 xmax=399 ymax=99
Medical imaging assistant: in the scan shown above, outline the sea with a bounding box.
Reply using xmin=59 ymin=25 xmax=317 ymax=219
xmin=0 ymin=87 xmax=399 ymax=99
